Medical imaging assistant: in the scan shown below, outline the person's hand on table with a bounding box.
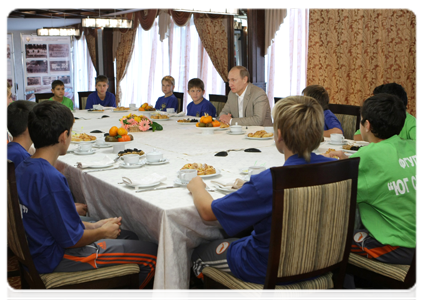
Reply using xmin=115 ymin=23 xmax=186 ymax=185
xmin=219 ymin=113 xmax=232 ymax=125
xmin=323 ymin=150 xmax=349 ymax=160
xmin=187 ymin=176 xmax=206 ymax=194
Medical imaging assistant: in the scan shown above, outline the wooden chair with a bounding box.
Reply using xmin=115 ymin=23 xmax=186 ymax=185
xmin=7 ymin=160 xmax=140 ymax=289
xmin=203 ymin=158 xmax=360 ymax=289
xmin=77 ymin=91 xmax=95 ymax=110
xmin=346 ymin=251 xmax=416 ymax=289
xmin=34 ymin=93 xmax=54 ymax=103
xmin=209 ymin=94 xmax=228 ymax=117
xmin=328 ymin=104 xmax=361 ymax=140
xmin=274 ymin=97 xmax=283 ymax=104
xmin=173 ymin=92 xmax=184 ymax=113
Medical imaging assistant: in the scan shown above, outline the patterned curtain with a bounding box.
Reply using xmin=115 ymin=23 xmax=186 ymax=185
xmin=85 ymin=28 xmax=98 ymax=72
xmin=307 ymin=9 xmax=416 ymax=116
xmin=115 ymin=16 xmax=138 ymax=105
xmin=193 ymin=13 xmax=228 ymax=82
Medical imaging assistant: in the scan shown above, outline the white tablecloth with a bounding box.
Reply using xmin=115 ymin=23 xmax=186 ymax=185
xmin=57 ymin=109 xmax=355 ymax=289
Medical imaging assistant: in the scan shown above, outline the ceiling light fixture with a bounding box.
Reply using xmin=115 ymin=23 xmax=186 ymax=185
xmin=81 ymin=18 xmax=133 ymax=28
xmin=37 ymin=27 xmax=80 ymax=36
xmin=173 ymin=9 xmax=238 ymax=15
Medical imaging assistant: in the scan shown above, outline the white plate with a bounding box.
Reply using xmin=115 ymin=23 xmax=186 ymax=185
xmin=199 ymin=168 xmax=221 ymax=178
xmin=93 ymin=144 xmax=112 ymax=148
xmin=176 ymin=121 xmax=198 ymax=125
xmin=328 ymin=141 xmax=348 ymax=145
xmin=341 ymin=149 xmax=358 ymax=154
xmin=214 ymin=127 xmax=229 ymax=131
xmin=145 ymin=159 xmax=169 ymax=165
xmin=245 ymin=136 xmax=273 ymax=140
xmin=226 ymin=131 xmax=246 ymax=135
xmin=113 ymin=110 xmax=129 ymax=112
xmin=125 ymin=180 xmax=161 ymax=188
xmin=87 ymin=110 xmax=104 ymax=113
xmin=239 ymin=168 xmax=249 ymax=175
xmin=74 ymin=149 xmax=97 ymax=155
xmin=71 ymin=140 xmax=96 ymax=144
xmin=173 ymin=178 xmax=188 ymax=186
xmin=151 ymin=117 xmax=171 ymax=121
xmin=88 ymin=162 xmax=115 ymax=168
xmin=119 ymin=162 xmax=145 ymax=169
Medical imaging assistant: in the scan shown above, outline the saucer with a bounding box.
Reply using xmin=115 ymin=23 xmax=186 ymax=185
xmin=328 ymin=140 xmax=348 ymax=145
xmin=226 ymin=131 xmax=246 ymax=135
xmin=145 ymin=159 xmax=169 ymax=165
xmin=173 ymin=178 xmax=188 ymax=186
xmin=93 ymin=143 xmax=112 ymax=148
xmin=119 ymin=162 xmax=145 ymax=169
xmin=74 ymin=149 xmax=96 ymax=155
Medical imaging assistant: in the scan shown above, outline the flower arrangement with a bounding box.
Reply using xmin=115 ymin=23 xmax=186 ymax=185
xmin=119 ymin=113 xmax=151 ymax=132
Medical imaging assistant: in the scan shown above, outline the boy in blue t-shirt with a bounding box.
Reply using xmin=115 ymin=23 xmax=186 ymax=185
xmin=302 ymin=85 xmax=343 ymax=137
xmin=7 ymin=100 xmax=37 ymax=167
xmin=155 ymin=75 xmax=179 ymax=112
xmin=187 ymin=96 xmax=336 ymax=284
xmin=85 ymin=75 xmax=116 ymax=109
xmin=186 ymin=78 xmax=216 ymax=117
xmin=15 ymin=101 xmax=157 ymax=287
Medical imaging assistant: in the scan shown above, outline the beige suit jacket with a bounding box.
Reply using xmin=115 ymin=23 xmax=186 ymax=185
xmin=219 ymin=83 xmax=273 ymax=126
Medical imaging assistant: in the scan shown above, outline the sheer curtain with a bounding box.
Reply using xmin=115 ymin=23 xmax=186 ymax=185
xmin=266 ymin=9 xmax=309 ymax=109
xmin=73 ymin=32 xmax=96 ymax=109
xmin=120 ymin=15 xmax=225 ymax=109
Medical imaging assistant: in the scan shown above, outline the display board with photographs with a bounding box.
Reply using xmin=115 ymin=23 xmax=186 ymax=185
xmin=22 ymin=35 xmax=73 ymax=102
xmin=7 ymin=34 xmax=15 ymax=99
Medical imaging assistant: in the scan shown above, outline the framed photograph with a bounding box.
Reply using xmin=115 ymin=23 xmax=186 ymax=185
xmin=49 ymin=60 xmax=70 ymax=72
xmin=49 ymin=44 xmax=70 ymax=58
xmin=57 ymin=75 xmax=71 ymax=84
xmin=25 ymin=44 xmax=47 ymax=58
xmin=26 ymin=60 xmax=48 ymax=74
xmin=42 ymin=76 xmax=57 ymax=86
xmin=4 ymin=44 xmax=10 ymax=59
xmin=27 ymin=76 xmax=41 ymax=86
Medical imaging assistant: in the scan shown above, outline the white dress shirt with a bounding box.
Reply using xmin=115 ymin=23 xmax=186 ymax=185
xmin=230 ymin=86 xmax=248 ymax=125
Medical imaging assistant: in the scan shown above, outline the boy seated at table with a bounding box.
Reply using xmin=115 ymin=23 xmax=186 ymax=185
xmin=49 ymin=80 xmax=73 ymax=111
xmin=155 ymin=75 xmax=179 ymax=112
xmin=302 ymin=85 xmax=343 ymax=137
xmin=186 ymin=78 xmax=217 ymax=117
xmin=187 ymin=96 xmax=336 ymax=284
xmin=85 ymin=75 xmax=116 ymax=109
xmin=325 ymin=93 xmax=415 ymax=265
xmin=15 ymin=101 xmax=157 ymax=288
xmin=354 ymin=82 xmax=416 ymax=141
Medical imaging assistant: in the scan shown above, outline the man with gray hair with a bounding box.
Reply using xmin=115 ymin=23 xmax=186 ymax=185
xmin=219 ymin=66 xmax=272 ymax=126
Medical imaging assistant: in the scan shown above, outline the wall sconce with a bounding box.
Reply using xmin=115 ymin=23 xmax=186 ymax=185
xmin=37 ymin=28 xmax=80 ymax=36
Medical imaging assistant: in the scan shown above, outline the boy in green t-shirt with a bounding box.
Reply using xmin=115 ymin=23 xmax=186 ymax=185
xmin=354 ymin=82 xmax=415 ymax=141
xmin=327 ymin=94 xmax=415 ymax=265
xmin=49 ymin=80 xmax=74 ymax=111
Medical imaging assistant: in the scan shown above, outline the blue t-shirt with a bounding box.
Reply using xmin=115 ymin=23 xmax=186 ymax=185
xmin=324 ymin=109 xmax=343 ymax=133
xmin=15 ymin=158 xmax=85 ymax=273
xmin=187 ymin=98 xmax=217 ymax=117
xmin=211 ymin=153 xmax=336 ymax=284
xmin=7 ymin=142 xmax=30 ymax=167
xmin=85 ymin=91 xmax=116 ymax=109
xmin=155 ymin=94 xmax=179 ymax=111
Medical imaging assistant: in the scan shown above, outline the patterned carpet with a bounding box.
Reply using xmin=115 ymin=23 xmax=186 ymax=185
xmin=5 ymin=252 xmax=420 ymax=300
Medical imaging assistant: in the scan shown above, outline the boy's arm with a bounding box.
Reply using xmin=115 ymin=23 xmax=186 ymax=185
xmin=69 ymin=217 xmax=122 ymax=248
xmin=187 ymin=177 xmax=216 ymax=221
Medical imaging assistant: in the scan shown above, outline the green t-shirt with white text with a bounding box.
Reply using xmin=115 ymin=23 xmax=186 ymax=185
xmin=350 ymin=135 xmax=416 ymax=248
xmin=49 ymin=96 xmax=74 ymax=111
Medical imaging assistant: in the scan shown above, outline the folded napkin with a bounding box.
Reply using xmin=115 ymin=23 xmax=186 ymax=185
xmin=169 ymin=111 xmax=185 ymax=117
xmin=122 ymin=173 xmax=167 ymax=186
xmin=93 ymin=104 xmax=104 ymax=110
xmin=211 ymin=179 xmax=246 ymax=190
xmin=77 ymin=156 xmax=115 ymax=168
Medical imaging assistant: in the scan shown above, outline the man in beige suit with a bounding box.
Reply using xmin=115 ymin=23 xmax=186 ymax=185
xmin=219 ymin=66 xmax=272 ymax=126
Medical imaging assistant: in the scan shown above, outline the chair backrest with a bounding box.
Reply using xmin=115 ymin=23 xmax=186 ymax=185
xmin=209 ymin=94 xmax=228 ymax=117
xmin=34 ymin=93 xmax=54 ymax=103
xmin=7 ymin=160 xmax=46 ymax=288
xmin=173 ymin=92 xmax=184 ymax=113
xmin=77 ymin=91 xmax=95 ymax=110
xmin=274 ymin=97 xmax=284 ymax=104
xmin=328 ymin=104 xmax=361 ymax=140
xmin=265 ymin=158 xmax=360 ymax=289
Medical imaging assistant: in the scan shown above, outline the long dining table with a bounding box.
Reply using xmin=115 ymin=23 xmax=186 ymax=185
xmin=56 ymin=108 xmax=357 ymax=289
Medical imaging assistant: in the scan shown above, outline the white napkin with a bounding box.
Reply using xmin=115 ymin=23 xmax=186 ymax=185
xmin=77 ymin=156 xmax=115 ymax=168
xmin=211 ymin=179 xmax=246 ymax=190
xmin=122 ymin=173 xmax=167 ymax=186
xmin=93 ymin=104 xmax=104 ymax=110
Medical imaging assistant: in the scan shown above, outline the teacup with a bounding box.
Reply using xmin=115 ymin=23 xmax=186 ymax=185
xmin=78 ymin=143 xmax=92 ymax=153
xmin=123 ymin=154 xmax=140 ymax=165
xmin=330 ymin=133 xmax=344 ymax=144
xmin=166 ymin=108 xmax=175 ymax=113
xmin=129 ymin=103 xmax=136 ymax=110
xmin=178 ymin=169 xmax=197 ymax=184
xmin=230 ymin=122 xmax=242 ymax=133
xmin=146 ymin=148 xmax=164 ymax=163
xmin=248 ymin=166 xmax=266 ymax=177
xmin=96 ymin=139 xmax=105 ymax=146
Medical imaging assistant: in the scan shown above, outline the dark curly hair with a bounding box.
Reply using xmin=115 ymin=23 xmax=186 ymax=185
xmin=360 ymin=93 xmax=405 ymax=139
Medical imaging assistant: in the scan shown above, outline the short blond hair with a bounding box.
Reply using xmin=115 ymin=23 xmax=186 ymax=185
xmin=272 ymin=96 xmax=324 ymax=161
xmin=162 ymin=76 xmax=175 ymax=87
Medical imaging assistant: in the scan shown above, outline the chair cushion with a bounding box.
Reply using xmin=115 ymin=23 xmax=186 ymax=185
xmin=202 ymin=267 xmax=334 ymax=289
xmin=348 ymin=253 xmax=410 ymax=282
xmin=334 ymin=113 xmax=356 ymax=140
xmin=40 ymin=264 xmax=140 ymax=289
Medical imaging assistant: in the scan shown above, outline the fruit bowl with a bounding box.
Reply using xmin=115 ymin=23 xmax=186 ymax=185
xmin=197 ymin=127 xmax=218 ymax=135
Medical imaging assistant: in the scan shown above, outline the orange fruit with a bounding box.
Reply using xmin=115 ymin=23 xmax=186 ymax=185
xmin=109 ymin=126 xmax=118 ymax=137
xmin=139 ymin=107 xmax=145 ymax=111
xmin=117 ymin=127 xmax=128 ymax=136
